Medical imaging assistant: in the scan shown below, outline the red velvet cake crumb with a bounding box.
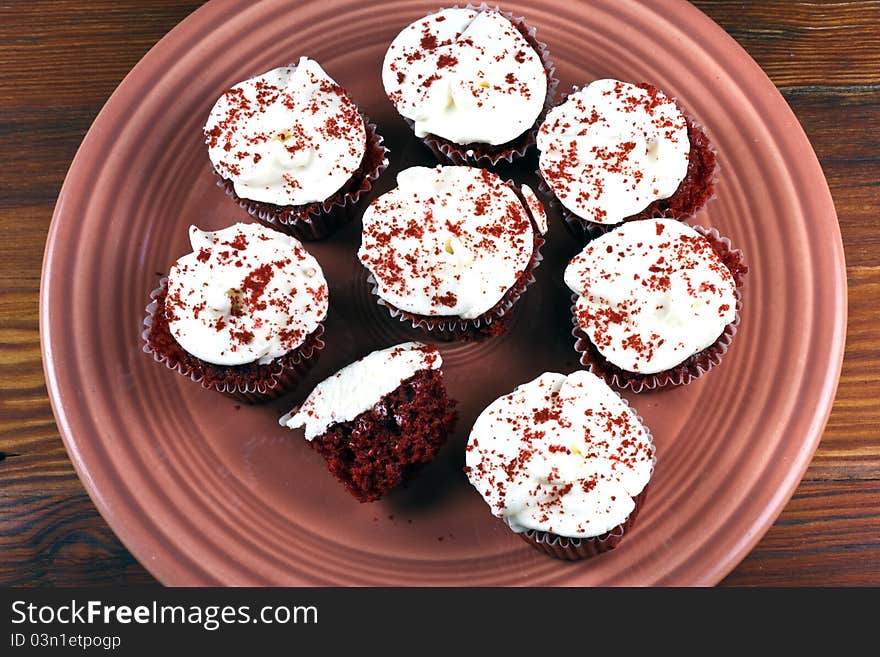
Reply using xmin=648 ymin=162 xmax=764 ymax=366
xmin=308 ymin=369 xmax=457 ymax=502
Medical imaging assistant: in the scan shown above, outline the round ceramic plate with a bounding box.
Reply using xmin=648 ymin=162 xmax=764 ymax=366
xmin=41 ymin=0 xmax=845 ymax=585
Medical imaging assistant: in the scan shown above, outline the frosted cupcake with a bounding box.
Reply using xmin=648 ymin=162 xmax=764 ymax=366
xmin=358 ymin=165 xmax=547 ymax=340
xmin=143 ymin=222 xmax=327 ymax=403
xmin=537 ymin=79 xmax=717 ymax=242
xmin=465 ymin=370 xmax=655 ymax=560
xmin=382 ymin=6 xmax=557 ymax=166
xmin=205 ymin=57 xmax=388 ymax=240
xmin=281 ymin=342 xmax=457 ymax=502
xmin=564 ymin=218 xmax=747 ymax=392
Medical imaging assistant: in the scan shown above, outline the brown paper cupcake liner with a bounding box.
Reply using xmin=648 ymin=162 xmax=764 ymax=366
xmin=519 ymin=396 xmax=656 ymax=560
xmin=571 ymin=225 xmax=748 ymax=393
xmin=142 ymin=277 xmax=324 ymax=403
xmin=537 ymin=85 xmax=719 ymax=245
xmin=214 ymin=118 xmax=389 ymax=241
xmin=368 ymin=234 xmax=545 ymax=341
xmin=415 ymin=3 xmax=559 ymax=167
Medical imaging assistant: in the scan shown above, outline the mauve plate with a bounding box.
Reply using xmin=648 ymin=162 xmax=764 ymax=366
xmin=40 ymin=0 xmax=845 ymax=585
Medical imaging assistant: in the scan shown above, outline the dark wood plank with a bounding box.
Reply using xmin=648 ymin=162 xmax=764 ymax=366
xmin=0 ymin=491 xmax=155 ymax=587
xmin=806 ymin=268 xmax=880 ymax=480
xmin=721 ymin=480 xmax=880 ymax=586
xmin=692 ymin=1 xmax=880 ymax=88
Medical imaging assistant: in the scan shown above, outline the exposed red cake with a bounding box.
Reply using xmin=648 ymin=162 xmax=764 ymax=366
xmin=143 ymin=279 xmax=323 ymax=403
xmin=308 ymin=368 xmax=458 ymax=502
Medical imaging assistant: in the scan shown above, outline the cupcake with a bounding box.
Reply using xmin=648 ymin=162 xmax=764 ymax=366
xmin=358 ymin=165 xmax=546 ymax=340
xmin=465 ymin=370 xmax=655 ymax=560
xmin=143 ymin=222 xmax=327 ymax=403
xmin=280 ymin=342 xmax=457 ymax=502
xmin=537 ymin=79 xmax=717 ymax=243
xmin=204 ymin=56 xmax=388 ymax=241
xmin=564 ymin=218 xmax=747 ymax=392
xmin=382 ymin=6 xmax=557 ymax=166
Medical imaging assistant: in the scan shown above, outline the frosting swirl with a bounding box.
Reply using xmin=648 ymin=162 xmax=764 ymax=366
xmin=564 ymin=219 xmax=736 ymax=374
xmin=358 ymin=165 xmax=538 ymax=320
xmin=281 ymin=342 xmax=443 ymax=441
xmin=465 ymin=370 xmax=654 ymax=538
xmin=538 ymin=79 xmax=689 ymax=224
xmin=204 ymin=57 xmax=366 ymax=207
xmin=382 ymin=8 xmax=547 ymax=146
xmin=165 ymin=222 xmax=328 ymax=366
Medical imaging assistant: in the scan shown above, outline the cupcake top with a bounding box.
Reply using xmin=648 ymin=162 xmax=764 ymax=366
xmin=165 ymin=222 xmax=328 ymax=366
xmin=564 ymin=219 xmax=736 ymax=374
xmin=465 ymin=370 xmax=654 ymax=538
xmin=281 ymin=342 xmax=442 ymax=440
xmin=537 ymin=79 xmax=690 ymax=225
xmin=382 ymin=7 xmax=547 ymax=146
xmin=358 ymin=165 xmax=540 ymax=320
xmin=204 ymin=56 xmax=366 ymax=207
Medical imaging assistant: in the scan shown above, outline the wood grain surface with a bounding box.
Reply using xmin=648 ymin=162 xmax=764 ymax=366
xmin=1 ymin=0 xmax=878 ymax=587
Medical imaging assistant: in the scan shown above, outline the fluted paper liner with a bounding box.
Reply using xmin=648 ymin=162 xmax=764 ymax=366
xmin=536 ymin=85 xmax=719 ymax=244
xmin=142 ymin=277 xmax=324 ymax=403
xmin=215 ymin=119 xmax=389 ymax=241
xmin=410 ymin=3 xmax=559 ymax=167
xmin=571 ymin=225 xmax=748 ymax=393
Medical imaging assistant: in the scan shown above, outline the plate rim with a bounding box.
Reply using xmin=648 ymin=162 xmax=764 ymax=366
xmin=39 ymin=0 xmax=847 ymax=586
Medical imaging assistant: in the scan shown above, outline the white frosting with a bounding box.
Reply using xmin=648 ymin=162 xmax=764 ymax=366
xmin=358 ymin=165 xmax=536 ymax=320
xmin=537 ymin=79 xmax=689 ymax=224
xmin=564 ymin=219 xmax=737 ymax=374
xmin=382 ymin=8 xmax=547 ymax=146
xmin=204 ymin=57 xmax=366 ymax=206
xmin=466 ymin=371 xmax=654 ymax=538
xmin=281 ymin=342 xmax=442 ymax=440
xmin=521 ymin=184 xmax=548 ymax=235
xmin=165 ymin=223 xmax=328 ymax=366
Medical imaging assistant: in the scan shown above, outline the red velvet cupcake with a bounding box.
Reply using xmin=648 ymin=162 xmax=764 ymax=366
xmin=358 ymin=165 xmax=547 ymax=341
xmin=537 ymin=79 xmax=717 ymax=244
xmin=281 ymin=342 xmax=457 ymax=502
xmin=564 ymin=218 xmax=747 ymax=393
xmin=465 ymin=371 xmax=656 ymax=560
xmin=205 ymin=57 xmax=388 ymax=241
xmin=382 ymin=5 xmax=558 ymax=167
xmin=143 ymin=222 xmax=328 ymax=403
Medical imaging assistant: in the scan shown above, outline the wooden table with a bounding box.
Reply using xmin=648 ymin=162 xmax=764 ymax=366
xmin=1 ymin=0 xmax=877 ymax=587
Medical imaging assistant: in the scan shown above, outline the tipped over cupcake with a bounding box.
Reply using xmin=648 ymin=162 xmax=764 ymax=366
xmin=281 ymin=342 xmax=458 ymax=502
